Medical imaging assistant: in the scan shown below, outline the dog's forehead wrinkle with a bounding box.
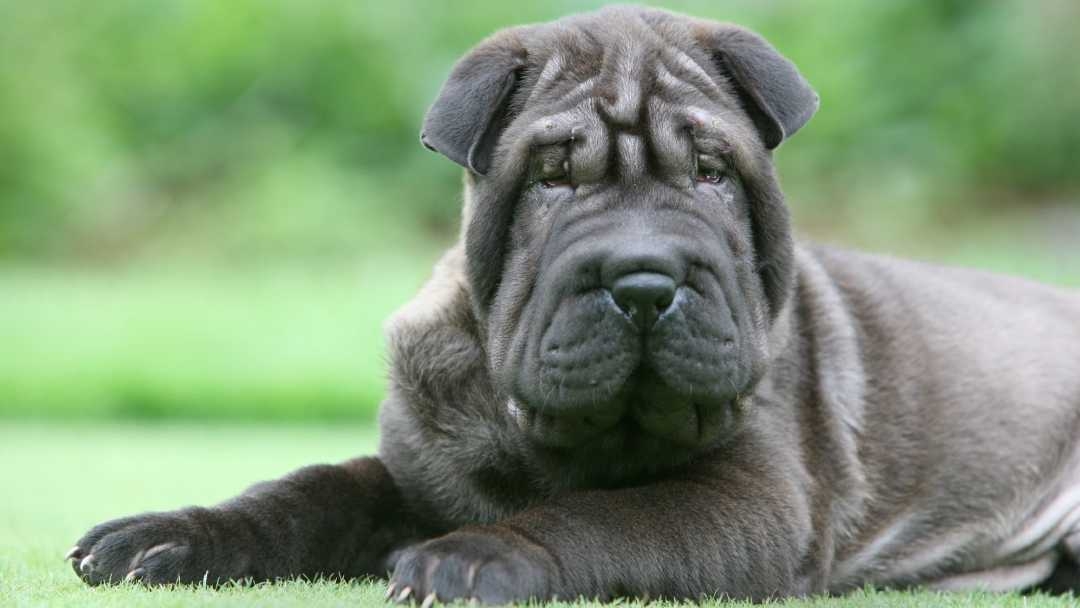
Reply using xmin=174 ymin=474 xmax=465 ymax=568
xmin=512 ymin=32 xmax=747 ymax=185
xmin=615 ymin=132 xmax=648 ymax=183
xmin=596 ymin=36 xmax=649 ymax=129
xmin=666 ymin=47 xmax=721 ymax=96
xmin=513 ymin=12 xmax=750 ymax=167
xmin=654 ymin=57 xmax=726 ymax=109
xmin=653 ymin=62 xmax=699 ymax=104
xmin=526 ymin=53 xmax=567 ymax=106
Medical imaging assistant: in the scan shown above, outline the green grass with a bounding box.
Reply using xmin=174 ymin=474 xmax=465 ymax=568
xmin=0 ymin=422 xmax=1076 ymax=607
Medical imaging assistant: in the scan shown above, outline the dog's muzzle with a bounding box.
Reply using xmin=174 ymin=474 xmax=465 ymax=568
xmin=513 ymin=236 xmax=747 ymax=450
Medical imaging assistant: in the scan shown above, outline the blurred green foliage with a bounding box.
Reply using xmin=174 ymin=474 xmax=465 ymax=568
xmin=0 ymin=1 xmax=1077 ymax=421
xmin=2 ymin=0 xmax=1078 ymax=262
xmin=0 ymin=264 xmax=420 ymax=421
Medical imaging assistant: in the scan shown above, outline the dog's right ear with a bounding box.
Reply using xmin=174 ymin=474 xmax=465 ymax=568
xmin=421 ymin=32 xmax=527 ymax=175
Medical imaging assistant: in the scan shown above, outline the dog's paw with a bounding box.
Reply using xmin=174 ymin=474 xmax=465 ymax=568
xmin=388 ymin=528 xmax=559 ymax=605
xmin=67 ymin=508 xmax=223 ymax=586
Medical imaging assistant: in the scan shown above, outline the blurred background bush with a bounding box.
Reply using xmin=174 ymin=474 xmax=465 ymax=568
xmin=1 ymin=0 xmax=1077 ymax=423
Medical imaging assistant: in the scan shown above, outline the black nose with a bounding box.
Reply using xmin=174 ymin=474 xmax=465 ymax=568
xmin=610 ymin=272 xmax=677 ymax=330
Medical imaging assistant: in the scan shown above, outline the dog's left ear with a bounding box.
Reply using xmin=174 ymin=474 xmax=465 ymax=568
xmin=421 ymin=30 xmax=527 ymax=175
xmin=697 ymin=24 xmax=819 ymax=149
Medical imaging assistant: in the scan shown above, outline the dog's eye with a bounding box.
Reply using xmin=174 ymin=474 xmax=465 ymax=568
xmin=540 ymin=177 xmax=569 ymax=189
xmin=695 ymin=154 xmax=729 ymax=185
xmin=540 ymin=161 xmax=571 ymax=189
xmin=696 ymin=166 xmax=727 ymax=185
xmin=697 ymin=167 xmax=725 ymax=184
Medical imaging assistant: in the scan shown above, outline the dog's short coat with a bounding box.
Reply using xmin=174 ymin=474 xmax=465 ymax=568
xmin=69 ymin=6 xmax=1080 ymax=603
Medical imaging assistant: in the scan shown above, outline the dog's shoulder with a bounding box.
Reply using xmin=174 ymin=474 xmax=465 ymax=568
xmin=378 ymin=245 xmax=533 ymax=525
xmin=383 ymin=244 xmax=490 ymax=406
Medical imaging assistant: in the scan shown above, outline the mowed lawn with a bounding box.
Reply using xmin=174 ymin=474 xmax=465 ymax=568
xmin=0 ymin=422 xmax=1076 ymax=608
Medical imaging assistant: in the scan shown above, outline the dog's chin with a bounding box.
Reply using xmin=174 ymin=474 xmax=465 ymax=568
xmin=507 ymin=397 xmax=625 ymax=449
xmin=508 ymin=390 xmax=739 ymax=486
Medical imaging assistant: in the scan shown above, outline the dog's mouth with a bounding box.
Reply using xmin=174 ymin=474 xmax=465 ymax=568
xmin=509 ymin=367 xmax=736 ymax=451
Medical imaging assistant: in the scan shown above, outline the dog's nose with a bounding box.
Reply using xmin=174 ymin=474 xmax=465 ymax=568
xmin=611 ymin=272 xmax=677 ymax=330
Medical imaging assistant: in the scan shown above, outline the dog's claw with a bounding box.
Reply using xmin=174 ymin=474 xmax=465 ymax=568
xmin=385 ymin=582 xmax=397 ymax=600
xmin=79 ymin=555 xmax=95 ymax=573
xmin=65 ymin=546 xmax=81 ymax=561
xmin=397 ymin=586 xmax=413 ymax=602
xmin=124 ymin=568 xmax=145 ymax=583
xmin=421 ymin=592 xmax=437 ymax=608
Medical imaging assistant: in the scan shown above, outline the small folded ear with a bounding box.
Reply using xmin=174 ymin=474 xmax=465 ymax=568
xmin=420 ymin=32 xmax=527 ymax=175
xmin=697 ymin=24 xmax=819 ymax=149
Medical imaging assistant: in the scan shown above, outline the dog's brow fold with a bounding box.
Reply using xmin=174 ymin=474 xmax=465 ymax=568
xmin=524 ymin=107 xmax=730 ymax=146
xmin=522 ymin=108 xmax=732 ymax=184
xmin=527 ymin=53 xmax=567 ymax=106
xmin=655 ymin=50 xmax=725 ymax=104
xmin=685 ymin=110 xmax=735 ymax=154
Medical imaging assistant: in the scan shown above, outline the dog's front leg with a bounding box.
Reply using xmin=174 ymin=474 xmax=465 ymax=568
xmin=388 ymin=461 xmax=815 ymax=604
xmin=69 ymin=456 xmax=421 ymax=586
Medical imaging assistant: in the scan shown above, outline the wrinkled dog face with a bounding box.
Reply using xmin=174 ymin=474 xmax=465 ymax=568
xmin=422 ymin=7 xmax=817 ymax=470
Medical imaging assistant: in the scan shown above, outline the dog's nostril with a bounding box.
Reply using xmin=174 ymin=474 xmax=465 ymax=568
xmin=610 ymin=271 xmax=677 ymax=330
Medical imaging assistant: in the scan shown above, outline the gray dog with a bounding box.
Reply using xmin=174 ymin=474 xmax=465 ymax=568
xmin=68 ymin=6 xmax=1080 ymax=604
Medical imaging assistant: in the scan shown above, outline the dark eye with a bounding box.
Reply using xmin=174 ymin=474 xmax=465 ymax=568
xmin=540 ymin=161 xmax=570 ymax=189
xmin=696 ymin=165 xmax=727 ymax=185
xmin=540 ymin=177 xmax=569 ymax=189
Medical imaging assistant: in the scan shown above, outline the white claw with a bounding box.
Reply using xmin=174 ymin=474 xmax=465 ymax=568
xmin=64 ymin=546 xmax=81 ymax=561
xmin=397 ymin=586 xmax=413 ymax=602
xmin=385 ymin=583 xmax=397 ymax=600
xmin=79 ymin=555 xmax=95 ymax=573
xmin=421 ymin=592 xmax=437 ymax=608
xmin=125 ymin=568 xmax=144 ymax=583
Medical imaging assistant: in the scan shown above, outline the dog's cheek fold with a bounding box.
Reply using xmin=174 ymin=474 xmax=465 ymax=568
xmin=740 ymin=163 xmax=795 ymax=322
xmin=465 ymin=181 xmax=524 ymax=313
xmin=478 ymin=181 xmax=559 ymax=396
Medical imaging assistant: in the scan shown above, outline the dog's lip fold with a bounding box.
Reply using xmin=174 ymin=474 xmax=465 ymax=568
xmin=508 ymin=375 xmax=731 ymax=451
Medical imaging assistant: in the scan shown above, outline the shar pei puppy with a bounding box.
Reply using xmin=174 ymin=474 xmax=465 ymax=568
xmin=68 ymin=5 xmax=1080 ymax=604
